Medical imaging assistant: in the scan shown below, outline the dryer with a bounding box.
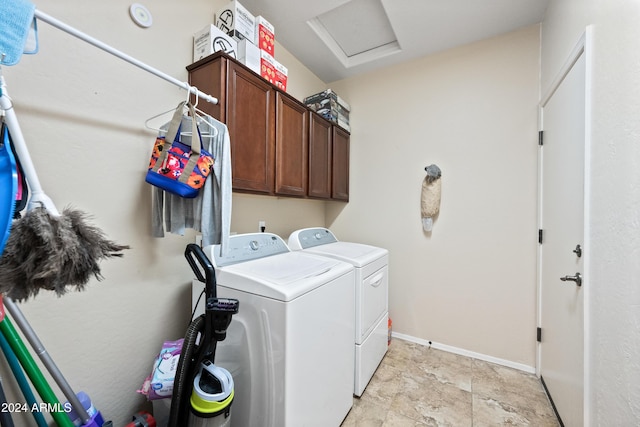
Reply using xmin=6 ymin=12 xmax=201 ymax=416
xmin=192 ymin=232 xmax=355 ymax=427
xmin=288 ymin=227 xmax=389 ymax=396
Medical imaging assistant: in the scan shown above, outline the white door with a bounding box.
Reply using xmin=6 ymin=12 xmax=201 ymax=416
xmin=539 ymin=45 xmax=586 ymax=426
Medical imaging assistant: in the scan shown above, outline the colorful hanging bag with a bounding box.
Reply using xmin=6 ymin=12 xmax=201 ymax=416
xmin=145 ymin=101 xmax=214 ymax=198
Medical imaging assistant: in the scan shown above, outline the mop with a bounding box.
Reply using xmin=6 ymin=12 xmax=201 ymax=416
xmin=0 ymin=74 xmax=129 ymax=301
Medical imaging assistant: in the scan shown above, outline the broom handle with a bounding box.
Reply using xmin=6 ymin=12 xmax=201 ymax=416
xmin=0 ymin=378 xmax=14 ymax=427
xmin=0 ymin=331 xmax=48 ymax=427
xmin=0 ymin=75 xmax=59 ymax=215
xmin=0 ymin=316 xmax=73 ymax=427
xmin=3 ymin=298 xmax=89 ymax=425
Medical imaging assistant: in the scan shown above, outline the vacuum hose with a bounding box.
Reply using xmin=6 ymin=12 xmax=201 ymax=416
xmin=168 ymin=314 xmax=205 ymax=427
xmin=169 ymin=244 xmax=238 ymax=427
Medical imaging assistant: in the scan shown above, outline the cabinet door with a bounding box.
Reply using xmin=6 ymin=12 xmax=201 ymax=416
xmin=308 ymin=113 xmax=332 ymax=199
xmin=187 ymin=55 xmax=226 ymax=122
xmin=275 ymin=92 xmax=308 ymax=196
xmin=227 ymin=61 xmax=275 ymax=193
xmin=332 ymin=126 xmax=350 ymax=201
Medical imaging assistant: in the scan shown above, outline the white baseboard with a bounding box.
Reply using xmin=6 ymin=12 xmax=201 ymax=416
xmin=391 ymin=332 xmax=536 ymax=374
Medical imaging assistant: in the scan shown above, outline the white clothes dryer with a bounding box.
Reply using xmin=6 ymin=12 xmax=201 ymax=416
xmin=288 ymin=227 xmax=389 ymax=396
xmin=192 ymin=233 xmax=355 ymax=427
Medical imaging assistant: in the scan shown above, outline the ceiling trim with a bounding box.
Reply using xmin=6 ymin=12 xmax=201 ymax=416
xmin=307 ymin=17 xmax=402 ymax=69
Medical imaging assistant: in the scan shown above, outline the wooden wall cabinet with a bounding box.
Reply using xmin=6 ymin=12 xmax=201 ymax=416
xmin=188 ymin=54 xmax=275 ymax=194
xmin=275 ymin=92 xmax=308 ymax=197
xmin=308 ymin=112 xmax=332 ymax=199
xmin=331 ymin=125 xmax=350 ymax=201
xmin=308 ymin=112 xmax=350 ymax=201
xmin=188 ymin=52 xmax=349 ymax=201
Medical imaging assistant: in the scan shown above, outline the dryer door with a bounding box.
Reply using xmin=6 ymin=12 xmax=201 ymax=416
xmin=359 ymin=265 xmax=389 ymax=342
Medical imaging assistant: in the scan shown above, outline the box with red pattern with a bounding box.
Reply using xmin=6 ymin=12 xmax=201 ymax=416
xmin=260 ymin=50 xmax=276 ymax=85
xmin=254 ymin=16 xmax=275 ymax=56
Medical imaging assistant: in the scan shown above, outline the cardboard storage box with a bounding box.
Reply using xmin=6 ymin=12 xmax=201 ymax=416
xmin=215 ymin=1 xmax=256 ymax=42
xmin=314 ymin=103 xmax=349 ymax=122
xmin=305 ymin=89 xmax=350 ymax=128
xmin=193 ymin=25 xmax=238 ymax=62
xmin=314 ymin=108 xmax=350 ymax=131
xmin=237 ymin=38 xmax=260 ymax=74
xmin=259 ymin=51 xmax=288 ymax=91
xmin=336 ymin=118 xmax=350 ymax=132
xmin=274 ymin=60 xmax=288 ymax=91
xmin=260 ymin=50 xmax=276 ymax=85
xmin=255 ymin=15 xmax=275 ymax=56
xmin=304 ymin=89 xmax=351 ymax=114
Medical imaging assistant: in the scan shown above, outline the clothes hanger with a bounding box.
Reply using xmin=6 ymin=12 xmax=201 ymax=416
xmin=186 ymin=87 xmax=220 ymax=136
xmin=144 ymin=93 xmax=218 ymax=137
xmin=145 ymin=84 xmax=218 ymax=138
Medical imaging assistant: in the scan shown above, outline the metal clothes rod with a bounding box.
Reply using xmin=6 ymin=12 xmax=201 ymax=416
xmin=33 ymin=10 xmax=218 ymax=105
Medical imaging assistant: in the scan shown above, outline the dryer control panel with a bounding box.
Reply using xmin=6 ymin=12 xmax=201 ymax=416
xmin=289 ymin=227 xmax=338 ymax=250
xmin=206 ymin=232 xmax=290 ymax=267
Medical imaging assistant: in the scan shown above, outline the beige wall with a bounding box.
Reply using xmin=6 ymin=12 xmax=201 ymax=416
xmin=327 ymin=25 xmax=540 ymax=368
xmin=0 ymin=1 xmax=324 ymax=425
xmin=542 ymin=0 xmax=640 ymax=425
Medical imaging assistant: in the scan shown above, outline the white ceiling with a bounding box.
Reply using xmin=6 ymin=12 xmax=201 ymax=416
xmin=240 ymin=0 xmax=550 ymax=83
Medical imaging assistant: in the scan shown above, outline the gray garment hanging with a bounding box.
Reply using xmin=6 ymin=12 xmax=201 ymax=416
xmin=151 ymin=115 xmax=232 ymax=254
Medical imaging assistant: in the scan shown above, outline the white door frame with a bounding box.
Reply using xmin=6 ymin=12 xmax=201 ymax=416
xmin=537 ymin=26 xmax=593 ymax=426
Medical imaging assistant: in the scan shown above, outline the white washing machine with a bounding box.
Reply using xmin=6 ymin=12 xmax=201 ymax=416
xmin=192 ymin=232 xmax=355 ymax=427
xmin=288 ymin=227 xmax=389 ymax=397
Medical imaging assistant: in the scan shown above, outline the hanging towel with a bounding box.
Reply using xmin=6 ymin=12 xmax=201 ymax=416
xmin=151 ymin=114 xmax=232 ymax=255
xmin=421 ymin=164 xmax=441 ymax=232
xmin=0 ymin=0 xmax=38 ymax=66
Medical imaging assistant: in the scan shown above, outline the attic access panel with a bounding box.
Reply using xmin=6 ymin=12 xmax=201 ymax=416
xmin=308 ymin=0 xmax=401 ymax=68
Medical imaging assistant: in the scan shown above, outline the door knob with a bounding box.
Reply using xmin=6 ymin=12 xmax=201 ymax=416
xmin=560 ymin=272 xmax=582 ymax=287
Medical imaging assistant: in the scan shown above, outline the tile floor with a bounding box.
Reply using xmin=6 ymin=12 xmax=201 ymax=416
xmin=341 ymin=338 xmax=559 ymax=426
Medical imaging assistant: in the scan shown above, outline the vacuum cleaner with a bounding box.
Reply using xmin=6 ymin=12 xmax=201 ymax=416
xmin=168 ymin=244 xmax=238 ymax=427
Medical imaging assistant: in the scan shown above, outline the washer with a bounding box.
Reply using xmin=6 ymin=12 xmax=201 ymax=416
xmin=192 ymin=232 xmax=355 ymax=427
xmin=288 ymin=227 xmax=389 ymax=397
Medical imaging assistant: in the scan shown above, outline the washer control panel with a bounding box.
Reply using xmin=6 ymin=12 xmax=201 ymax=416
xmin=291 ymin=228 xmax=338 ymax=249
xmin=208 ymin=233 xmax=290 ymax=267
